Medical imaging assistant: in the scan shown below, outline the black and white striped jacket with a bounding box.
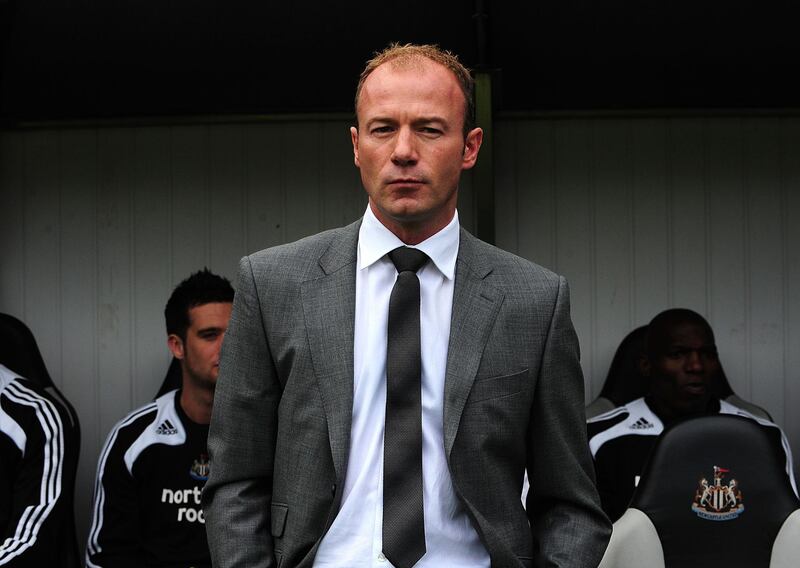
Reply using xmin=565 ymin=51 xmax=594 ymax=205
xmin=86 ymin=389 xmax=211 ymax=568
xmin=0 ymin=363 xmax=78 ymax=567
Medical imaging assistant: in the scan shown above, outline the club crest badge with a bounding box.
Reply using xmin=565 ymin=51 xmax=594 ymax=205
xmin=190 ymin=453 xmax=210 ymax=481
xmin=691 ymin=465 xmax=744 ymax=521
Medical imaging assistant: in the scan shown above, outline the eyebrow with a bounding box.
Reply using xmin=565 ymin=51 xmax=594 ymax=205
xmin=196 ymin=326 xmax=224 ymax=334
xmin=668 ymin=343 xmax=716 ymax=350
xmin=365 ymin=116 xmax=450 ymax=128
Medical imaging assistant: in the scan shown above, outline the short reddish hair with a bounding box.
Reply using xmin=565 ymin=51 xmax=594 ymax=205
xmin=354 ymin=43 xmax=475 ymax=137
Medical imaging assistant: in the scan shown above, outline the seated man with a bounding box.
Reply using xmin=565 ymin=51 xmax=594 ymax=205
xmin=0 ymin=362 xmax=79 ymax=566
xmin=86 ymin=269 xmax=234 ymax=567
xmin=588 ymin=308 xmax=796 ymax=522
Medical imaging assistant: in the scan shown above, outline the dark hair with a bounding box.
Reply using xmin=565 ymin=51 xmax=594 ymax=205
xmin=645 ymin=308 xmax=715 ymax=359
xmin=354 ymin=42 xmax=476 ymax=138
xmin=164 ymin=268 xmax=234 ymax=340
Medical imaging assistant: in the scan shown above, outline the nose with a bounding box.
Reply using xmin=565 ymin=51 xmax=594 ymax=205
xmin=214 ymin=331 xmax=226 ymax=352
xmin=685 ymin=350 xmax=704 ymax=373
xmin=391 ymin=127 xmax=418 ymax=167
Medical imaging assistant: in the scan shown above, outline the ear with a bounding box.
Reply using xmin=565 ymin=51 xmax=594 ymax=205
xmin=167 ymin=334 xmax=185 ymax=360
xmin=350 ymin=126 xmax=360 ymax=168
xmin=461 ymin=127 xmax=483 ymax=170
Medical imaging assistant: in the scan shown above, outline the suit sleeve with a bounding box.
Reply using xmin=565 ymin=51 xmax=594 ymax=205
xmin=85 ymin=425 xmax=142 ymax=568
xmin=0 ymin=382 xmax=67 ymax=567
xmin=203 ymin=256 xmax=282 ymax=568
xmin=525 ymin=276 xmax=611 ymax=566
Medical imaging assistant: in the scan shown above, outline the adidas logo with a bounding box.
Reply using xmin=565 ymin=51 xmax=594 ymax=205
xmin=630 ymin=417 xmax=654 ymax=430
xmin=156 ymin=420 xmax=178 ymax=435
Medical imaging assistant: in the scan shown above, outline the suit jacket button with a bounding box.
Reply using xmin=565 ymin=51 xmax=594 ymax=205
xmin=331 ymin=484 xmax=336 ymax=496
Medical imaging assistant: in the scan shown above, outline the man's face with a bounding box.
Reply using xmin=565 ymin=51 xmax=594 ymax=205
xmin=169 ymin=302 xmax=232 ymax=390
xmin=646 ymin=322 xmax=720 ymax=416
xmin=351 ymin=58 xmax=482 ymax=242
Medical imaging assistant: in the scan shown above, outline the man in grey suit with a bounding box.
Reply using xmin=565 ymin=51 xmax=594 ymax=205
xmin=204 ymin=43 xmax=610 ymax=568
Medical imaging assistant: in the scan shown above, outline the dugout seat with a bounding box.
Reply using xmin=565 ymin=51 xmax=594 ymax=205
xmin=155 ymin=356 xmax=182 ymax=398
xmin=598 ymin=414 xmax=800 ymax=568
xmin=586 ymin=326 xmax=649 ymax=419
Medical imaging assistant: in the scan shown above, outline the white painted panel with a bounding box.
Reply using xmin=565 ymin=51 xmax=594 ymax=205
xmin=783 ymin=119 xmax=800 ymax=466
xmin=553 ymin=120 xmax=595 ymax=391
xmin=170 ymin=125 xmax=210 ymax=283
xmin=592 ymin=121 xmax=633 ymax=395
xmin=0 ymin=132 xmax=25 ymax=317
xmin=320 ymin=121 xmax=365 ymax=230
xmin=668 ymin=119 xmax=708 ymax=312
xmin=284 ymin=123 xmax=322 ymax=243
xmin=22 ymin=131 xmax=62 ymax=377
xmin=630 ymin=120 xmax=669 ymax=323
xmin=744 ymin=118 xmax=785 ymax=422
xmin=96 ymin=128 xmax=135 ymax=439
xmin=706 ymin=119 xmax=749 ymax=398
xmin=208 ymin=125 xmax=245 ymax=281
xmin=457 ymin=164 xmax=476 ymax=235
xmin=58 ymin=128 xmax=99 ymax=547
xmin=493 ymin=120 xmax=518 ymax=254
xmin=244 ymin=123 xmax=285 ymax=254
xmin=132 ymin=127 xmax=173 ymax=405
xmin=517 ymin=120 xmax=556 ymax=270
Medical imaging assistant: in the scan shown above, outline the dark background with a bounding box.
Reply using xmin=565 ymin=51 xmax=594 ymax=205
xmin=1 ymin=0 xmax=798 ymax=122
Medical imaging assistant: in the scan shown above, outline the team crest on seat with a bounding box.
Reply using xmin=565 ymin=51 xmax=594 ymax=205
xmin=691 ymin=465 xmax=744 ymax=521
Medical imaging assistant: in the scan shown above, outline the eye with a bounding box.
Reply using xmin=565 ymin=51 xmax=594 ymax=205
xmin=700 ymin=348 xmax=719 ymax=360
xmin=418 ymin=126 xmax=443 ymax=137
xmin=370 ymin=125 xmax=394 ymax=135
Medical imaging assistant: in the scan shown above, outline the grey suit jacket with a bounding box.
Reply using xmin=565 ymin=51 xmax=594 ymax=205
xmin=204 ymin=220 xmax=611 ymax=568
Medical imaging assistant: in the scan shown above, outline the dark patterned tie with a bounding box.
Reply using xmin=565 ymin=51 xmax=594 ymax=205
xmin=383 ymin=246 xmax=428 ymax=568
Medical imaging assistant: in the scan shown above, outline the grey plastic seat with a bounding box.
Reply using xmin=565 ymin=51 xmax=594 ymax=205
xmin=598 ymin=414 xmax=800 ymax=568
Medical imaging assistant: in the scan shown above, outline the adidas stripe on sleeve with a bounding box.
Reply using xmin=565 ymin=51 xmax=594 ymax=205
xmin=86 ymin=403 xmax=157 ymax=568
xmin=0 ymin=378 xmax=66 ymax=566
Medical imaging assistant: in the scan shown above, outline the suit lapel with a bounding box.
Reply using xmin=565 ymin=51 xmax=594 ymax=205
xmin=301 ymin=221 xmax=360 ymax=482
xmin=443 ymin=230 xmax=505 ymax=457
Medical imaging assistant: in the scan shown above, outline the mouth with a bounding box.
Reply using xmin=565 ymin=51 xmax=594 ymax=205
xmin=387 ymin=178 xmax=426 ymax=186
xmin=682 ymin=381 xmax=707 ymax=396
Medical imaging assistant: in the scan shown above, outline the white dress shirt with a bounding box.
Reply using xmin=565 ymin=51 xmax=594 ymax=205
xmin=313 ymin=206 xmax=490 ymax=567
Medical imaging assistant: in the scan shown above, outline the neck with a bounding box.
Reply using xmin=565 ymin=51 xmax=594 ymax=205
xmin=646 ymin=395 xmax=718 ymax=426
xmin=180 ymin=381 xmax=214 ymax=424
xmin=369 ymin=201 xmax=455 ymax=245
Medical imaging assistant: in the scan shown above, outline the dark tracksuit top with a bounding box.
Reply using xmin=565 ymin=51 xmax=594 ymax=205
xmin=0 ymin=364 xmax=79 ymax=567
xmin=86 ymin=389 xmax=210 ymax=568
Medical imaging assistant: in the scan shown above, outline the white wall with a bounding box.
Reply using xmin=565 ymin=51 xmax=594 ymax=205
xmin=0 ymin=120 xmax=370 ymax=550
xmin=1 ymin=114 xmax=798 ymax=548
xmin=495 ymin=115 xmax=800 ymax=428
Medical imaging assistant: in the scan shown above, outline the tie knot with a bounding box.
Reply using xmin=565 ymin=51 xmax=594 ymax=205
xmin=388 ymin=247 xmax=429 ymax=274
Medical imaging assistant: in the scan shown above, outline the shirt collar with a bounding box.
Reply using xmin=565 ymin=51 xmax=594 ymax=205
xmin=358 ymin=205 xmax=460 ymax=280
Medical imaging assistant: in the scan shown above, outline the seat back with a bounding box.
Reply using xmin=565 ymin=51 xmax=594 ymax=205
xmin=155 ymin=356 xmax=182 ymax=398
xmin=597 ymin=325 xmax=649 ymax=407
xmin=630 ymin=415 xmax=798 ymax=568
